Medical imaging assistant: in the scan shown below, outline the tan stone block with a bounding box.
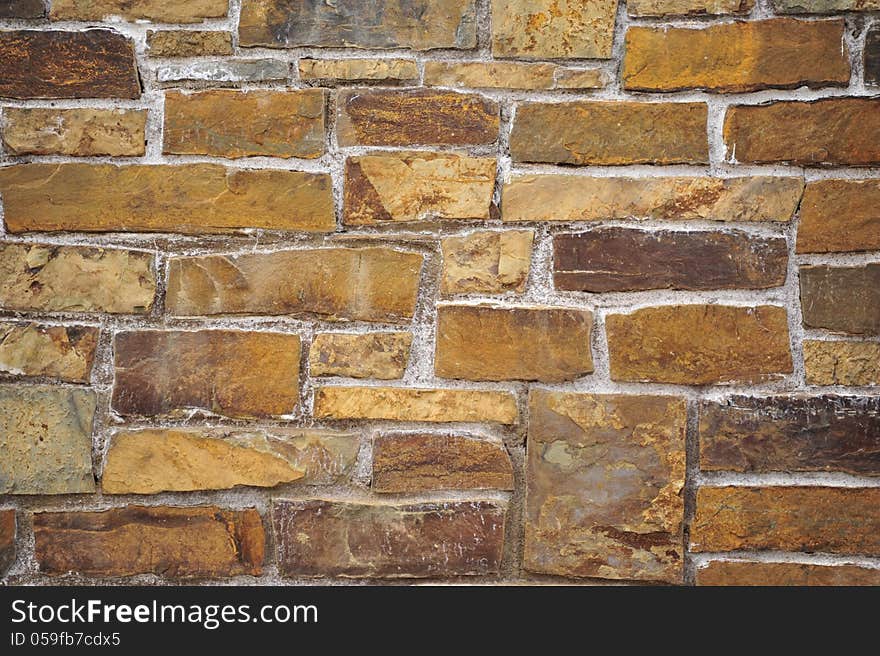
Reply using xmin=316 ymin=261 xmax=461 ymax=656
xmin=796 ymin=179 xmax=880 ymax=253
xmin=147 ymin=30 xmax=233 ymax=57
xmin=50 ymin=0 xmax=227 ymax=21
xmin=310 ymin=332 xmax=411 ymax=379
xmin=424 ymin=61 xmax=556 ymax=90
xmin=441 ymin=230 xmax=533 ymax=295
xmin=804 ymin=340 xmax=880 ymax=386
xmin=2 ymin=108 xmax=146 ymax=156
xmin=0 ymin=323 xmax=99 ymax=383
xmin=298 ymin=58 xmax=418 ymax=82
xmin=628 ymin=0 xmax=754 ymax=15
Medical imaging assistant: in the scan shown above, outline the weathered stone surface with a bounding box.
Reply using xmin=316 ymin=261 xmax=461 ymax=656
xmin=867 ymin=27 xmax=879 ymax=86
xmin=629 ymin=0 xmax=753 ymax=15
xmin=167 ymin=248 xmax=423 ymax=322
xmin=441 ymin=230 xmax=533 ymax=295
xmin=0 ymin=30 xmax=140 ymax=99
xmin=607 ymin=305 xmax=793 ymax=385
xmin=0 ymin=385 xmax=95 ymax=495
xmin=511 ymin=102 xmax=709 ymax=165
xmin=552 ymin=68 xmax=610 ymax=89
xmin=700 ymin=395 xmax=880 ymax=476
xmin=314 ymin=386 xmax=518 ymax=424
xmin=525 ymin=391 xmax=687 ymax=582
xmin=147 ymin=30 xmax=233 ymax=57
xmin=425 ymin=61 xmax=556 ymax=90
xmin=502 ymin=175 xmax=803 ymax=223
xmin=103 ymin=428 xmax=359 ymax=494
xmin=0 ymin=243 xmax=155 ymax=314
xmin=310 ymin=332 xmax=411 ymax=379
xmin=697 ymin=561 xmax=880 ymax=586
xmin=240 ymin=0 xmax=477 ymax=50
xmin=112 ymin=330 xmax=301 ymax=419
xmin=299 ymin=58 xmax=418 ymax=82
xmin=623 ymin=19 xmax=849 ymax=93
xmin=800 ymin=264 xmax=880 ymax=335
xmin=692 ymin=487 xmax=880 ymax=554
xmin=774 ymin=0 xmax=880 ymax=12
xmin=2 ymin=108 xmax=146 ymax=156
xmin=344 ymin=152 xmax=495 ymax=225
xmin=804 ymin=340 xmax=880 ymax=386
xmin=553 ymin=229 xmax=788 ymax=292
xmin=0 ymin=323 xmax=98 ymax=383
xmin=164 ymin=89 xmax=325 ymax=159
xmin=337 ymin=89 xmax=499 ymax=147
xmin=0 ymin=164 xmax=333 ymax=234
xmin=156 ymin=59 xmax=288 ymax=84
xmin=0 ymin=0 xmax=45 ymax=18
xmin=435 ymin=304 xmax=593 ymax=382
xmin=50 ymin=0 xmax=227 ymax=22
xmin=724 ymin=98 xmax=880 ymax=166
xmin=274 ymin=500 xmax=505 ymax=578
xmin=372 ymin=433 xmax=514 ymax=493
xmin=491 ymin=0 xmax=617 ymax=59
xmin=0 ymin=511 xmax=15 ymax=576
xmin=797 ymin=179 xmax=880 ymax=253
xmin=34 ymin=507 xmax=264 ymax=578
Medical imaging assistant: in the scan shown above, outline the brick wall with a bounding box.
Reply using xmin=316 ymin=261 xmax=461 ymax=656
xmin=1 ymin=0 xmax=879 ymax=586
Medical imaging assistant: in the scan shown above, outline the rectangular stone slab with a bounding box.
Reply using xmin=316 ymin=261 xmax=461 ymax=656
xmin=697 ymin=561 xmax=880 ymax=586
xmin=774 ymin=0 xmax=880 ymax=12
xmin=803 ymin=340 xmax=880 ymax=386
xmin=628 ymin=0 xmax=754 ymax=15
xmin=700 ymin=395 xmax=880 ymax=476
xmin=34 ymin=507 xmax=265 ymax=578
xmin=796 ymin=179 xmax=880 ymax=253
xmin=440 ymin=230 xmax=534 ymax=295
xmin=273 ymin=500 xmax=505 ymax=578
xmin=309 ymin=332 xmax=412 ymax=379
xmin=867 ymin=27 xmax=879 ymax=86
xmin=0 ymin=322 xmax=99 ymax=383
xmin=0 ymin=511 xmax=14 ymax=576
xmin=0 ymin=0 xmax=45 ymax=17
xmin=50 ymin=0 xmax=227 ymax=21
xmin=2 ymin=108 xmax=147 ymax=157
xmin=147 ymin=30 xmax=233 ymax=57
xmin=525 ymin=391 xmax=687 ymax=583
xmin=299 ymin=58 xmax=419 ymax=82
xmin=800 ymin=264 xmax=880 ymax=335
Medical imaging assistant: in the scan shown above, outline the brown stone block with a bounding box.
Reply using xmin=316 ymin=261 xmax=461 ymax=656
xmin=310 ymin=332 xmax=411 ymax=379
xmin=441 ymin=230 xmax=534 ymax=295
xmin=50 ymin=0 xmax=227 ymax=22
xmin=796 ymin=179 xmax=880 ymax=254
xmin=147 ymin=30 xmax=233 ymax=57
xmin=2 ymin=108 xmax=146 ymax=156
xmin=0 ymin=323 xmax=99 ymax=383
xmin=804 ymin=340 xmax=880 ymax=386
xmin=0 ymin=511 xmax=15 ymax=576
xmin=697 ymin=561 xmax=880 ymax=586
xmin=800 ymin=264 xmax=880 ymax=335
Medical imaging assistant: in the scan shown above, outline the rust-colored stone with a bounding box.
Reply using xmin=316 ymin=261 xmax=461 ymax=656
xmin=2 ymin=108 xmax=146 ymax=156
xmin=0 ymin=323 xmax=99 ymax=383
xmin=0 ymin=511 xmax=15 ymax=575
xmin=607 ymin=305 xmax=793 ymax=385
xmin=804 ymin=340 xmax=880 ymax=386
xmin=372 ymin=433 xmax=514 ymax=493
xmin=441 ymin=230 xmax=534 ymax=295
xmin=525 ymin=391 xmax=687 ymax=583
xmin=0 ymin=30 xmax=140 ymax=99
xmin=50 ymin=0 xmax=227 ymax=22
xmin=796 ymin=179 xmax=880 ymax=253
xmin=273 ymin=500 xmax=505 ymax=578
xmin=692 ymin=486 xmax=880 ymax=554
xmin=800 ymin=264 xmax=880 ymax=335
xmin=34 ymin=506 xmax=265 ymax=578
xmin=166 ymin=248 xmax=423 ymax=322
xmin=511 ymin=101 xmax=709 ymax=165
xmin=310 ymin=332 xmax=411 ymax=379
xmin=112 ymin=330 xmax=301 ymax=419
xmin=147 ymin=30 xmax=233 ymax=57
xmin=697 ymin=561 xmax=880 ymax=586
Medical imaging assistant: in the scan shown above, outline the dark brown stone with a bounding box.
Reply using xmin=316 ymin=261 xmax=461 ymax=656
xmin=0 ymin=510 xmax=15 ymax=576
xmin=0 ymin=30 xmax=140 ymax=99
xmin=866 ymin=27 xmax=879 ymax=87
xmin=273 ymin=499 xmax=506 ymax=578
xmin=554 ymin=229 xmax=788 ymax=292
xmin=800 ymin=264 xmax=880 ymax=335
xmin=0 ymin=0 xmax=45 ymax=18
xmin=697 ymin=561 xmax=880 ymax=586
xmin=337 ymin=89 xmax=499 ymax=147
xmin=700 ymin=395 xmax=880 ymax=476
xmin=34 ymin=506 xmax=265 ymax=578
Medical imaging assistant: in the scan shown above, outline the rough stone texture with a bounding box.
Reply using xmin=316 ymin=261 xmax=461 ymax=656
xmin=314 ymin=386 xmax=518 ymax=424
xmin=337 ymin=89 xmax=499 ymax=147
xmin=511 ymin=101 xmax=709 ymax=165
xmin=2 ymin=108 xmax=146 ymax=157
xmin=0 ymin=385 xmax=96 ymax=495
xmin=796 ymin=179 xmax=880 ymax=253
xmin=344 ymin=152 xmax=495 ymax=225
xmin=697 ymin=562 xmax=880 ymax=586
xmin=0 ymin=243 xmax=155 ymax=314
xmin=156 ymin=59 xmax=288 ymax=84
xmin=525 ymin=391 xmax=687 ymax=583
xmin=623 ymin=19 xmax=849 ymax=93
xmin=502 ymin=175 xmax=803 ymax=223
xmin=553 ymin=68 xmax=610 ymax=89
xmin=0 ymin=30 xmax=140 ymax=100
xmin=867 ymin=27 xmax=879 ymax=86
xmin=724 ymin=98 xmax=880 ymax=166
xmin=167 ymin=248 xmax=423 ymax=322
xmin=628 ymin=0 xmax=753 ymax=15
xmin=0 ymin=0 xmax=45 ymax=18
xmin=50 ymin=0 xmax=227 ymax=22
xmin=607 ymin=305 xmax=793 ymax=385
xmin=164 ymin=90 xmax=325 ymax=159
xmin=310 ymin=332 xmax=412 ymax=379
xmin=147 ymin=31 xmax=233 ymax=58
xmin=691 ymin=487 xmax=880 ymax=554
xmin=800 ymin=264 xmax=880 ymax=335
xmin=34 ymin=507 xmax=265 ymax=578
xmin=0 ymin=511 xmax=15 ymax=575
xmin=554 ymin=229 xmax=787 ymax=293
xmin=103 ymin=428 xmax=359 ymax=494
xmin=491 ymin=0 xmax=617 ymax=59
xmin=299 ymin=58 xmax=418 ymax=82
xmin=441 ymin=230 xmax=534 ymax=295
xmin=372 ymin=433 xmax=514 ymax=493
xmin=435 ymin=304 xmax=593 ymax=382
xmin=804 ymin=340 xmax=880 ymax=386
xmin=0 ymin=164 xmax=334 ymax=234
xmin=112 ymin=330 xmax=301 ymax=419
xmin=699 ymin=395 xmax=880 ymax=476
xmin=425 ymin=61 xmax=556 ymax=90
xmin=0 ymin=322 xmax=99 ymax=383
xmin=774 ymin=0 xmax=880 ymax=11
xmin=239 ymin=0 xmax=478 ymax=50
xmin=274 ymin=500 xmax=505 ymax=578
